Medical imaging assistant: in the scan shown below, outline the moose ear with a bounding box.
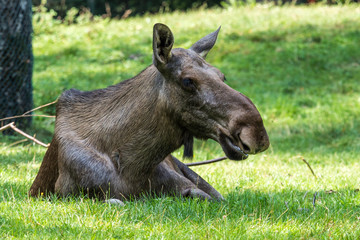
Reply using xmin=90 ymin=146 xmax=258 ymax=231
xmin=153 ymin=23 xmax=174 ymax=67
xmin=190 ymin=27 xmax=221 ymax=59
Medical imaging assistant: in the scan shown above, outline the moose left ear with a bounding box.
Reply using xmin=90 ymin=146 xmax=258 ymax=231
xmin=153 ymin=23 xmax=174 ymax=68
xmin=190 ymin=26 xmax=221 ymax=59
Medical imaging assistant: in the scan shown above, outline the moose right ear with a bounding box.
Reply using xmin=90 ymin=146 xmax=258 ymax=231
xmin=153 ymin=23 xmax=174 ymax=68
xmin=190 ymin=27 xmax=220 ymax=59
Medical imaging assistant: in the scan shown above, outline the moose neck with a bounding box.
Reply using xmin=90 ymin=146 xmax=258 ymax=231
xmin=87 ymin=65 xmax=183 ymax=179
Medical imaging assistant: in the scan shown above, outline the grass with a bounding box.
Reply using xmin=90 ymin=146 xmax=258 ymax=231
xmin=1 ymin=4 xmax=360 ymax=239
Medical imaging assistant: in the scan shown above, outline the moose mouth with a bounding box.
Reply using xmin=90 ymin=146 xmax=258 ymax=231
xmin=219 ymin=133 xmax=248 ymax=161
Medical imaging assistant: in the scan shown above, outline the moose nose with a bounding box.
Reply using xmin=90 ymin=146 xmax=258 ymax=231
xmin=237 ymin=127 xmax=270 ymax=155
xmin=237 ymin=133 xmax=255 ymax=154
xmin=239 ymin=138 xmax=251 ymax=154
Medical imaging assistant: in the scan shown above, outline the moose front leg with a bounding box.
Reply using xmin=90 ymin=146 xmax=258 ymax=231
xmin=171 ymin=156 xmax=224 ymax=201
xmin=150 ymin=155 xmax=224 ymax=201
xmin=55 ymin=141 xmax=124 ymax=200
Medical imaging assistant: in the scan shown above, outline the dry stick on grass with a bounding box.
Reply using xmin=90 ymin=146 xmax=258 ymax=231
xmin=0 ymin=114 xmax=55 ymax=122
xmin=291 ymin=155 xmax=317 ymax=178
xmin=0 ymin=122 xmax=49 ymax=148
xmin=298 ymin=157 xmax=318 ymax=209
xmin=0 ymin=100 xmax=58 ymax=148
xmin=0 ymin=99 xmax=57 ymax=122
xmin=301 ymin=157 xmax=317 ymax=179
xmin=22 ymin=99 xmax=58 ymax=115
xmin=7 ymin=138 xmax=29 ymax=147
xmin=0 ymin=123 xmax=13 ymax=132
xmin=186 ymin=156 xmax=227 ymax=167
xmin=312 ymin=192 xmax=318 ymax=208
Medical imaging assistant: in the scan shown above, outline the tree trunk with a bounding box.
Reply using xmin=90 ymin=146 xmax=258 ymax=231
xmin=0 ymin=0 xmax=33 ymax=133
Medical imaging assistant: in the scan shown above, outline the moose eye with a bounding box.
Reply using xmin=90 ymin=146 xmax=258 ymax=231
xmin=181 ymin=78 xmax=196 ymax=90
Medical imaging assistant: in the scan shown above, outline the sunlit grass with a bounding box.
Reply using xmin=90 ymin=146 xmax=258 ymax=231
xmin=1 ymin=4 xmax=360 ymax=239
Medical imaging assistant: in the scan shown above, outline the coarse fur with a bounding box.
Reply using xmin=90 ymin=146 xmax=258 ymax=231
xmin=29 ymin=24 xmax=270 ymax=203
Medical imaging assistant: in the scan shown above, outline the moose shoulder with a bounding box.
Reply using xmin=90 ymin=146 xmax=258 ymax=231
xmin=29 ymin=23 xmax=269 ymax=202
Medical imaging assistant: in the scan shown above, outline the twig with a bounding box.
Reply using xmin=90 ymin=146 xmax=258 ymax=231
xmin=291 ymin=155 xmax=317 ymax=178
xmin=7 ymin=139 xmax=28 ymax=147
xmin=186 ymin=156 xmax=227 ymax=167
xmin=0 ymin=122 xmax=49 ymax=148
xmin=0 ymin=99 xmax=57 ymax=122
xmin=301 ymin=157 xmax=317 ymax=179
xmin=0 ymin=114 xmax=55 ymax=122
xmin=312 ymin=192 xmax=318 ymax=208
xmin=276 ymin=208 xmax=289 ymax=221
xmin=22 ymin=99 xmax=58 ymax=115
xmin=0 ymin=100 xmax=56 ymax=148
xmin=0 ymin=123 xmax=13 ymax=132
xmin=303 ymin=191 xmax=308 ymax=200
xmin=284 ymin=201 xmax=289 ymax=209
xmin=121 ymin=9 xmax=132 ymax=20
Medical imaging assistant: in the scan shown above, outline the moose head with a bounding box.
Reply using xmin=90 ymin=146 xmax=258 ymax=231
xmin=29 ymin=23 xmax=270 ymax=202
xmin=152 ymin=23 xmax=269 ymax=160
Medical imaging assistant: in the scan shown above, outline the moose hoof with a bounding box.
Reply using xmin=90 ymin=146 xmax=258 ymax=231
xmin=181 ymin=188 xmax=212 ymax=200
xmin=105 ymin=198 xmax=125 ymax=206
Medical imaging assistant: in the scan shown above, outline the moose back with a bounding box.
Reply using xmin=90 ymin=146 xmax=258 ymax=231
xmin=29 ymin=23 xmax=269 ymax=203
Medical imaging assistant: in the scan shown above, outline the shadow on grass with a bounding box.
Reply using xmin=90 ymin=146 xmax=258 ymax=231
xmin=0 ymin=215 xmax=104 ymax=238
xmin=0 ymin=213 xmax=147 ymax=239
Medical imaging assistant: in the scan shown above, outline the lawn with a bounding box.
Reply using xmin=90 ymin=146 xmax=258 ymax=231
xmin=1 ymin=4 xmax=360 ymax=239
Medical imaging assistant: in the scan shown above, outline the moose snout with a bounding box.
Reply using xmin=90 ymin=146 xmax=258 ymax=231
xmin=217 ymin=91 xmax=270 ymax=160
xmin=218 ymin=119 xmax=269 ymax=161
xmin=236 ymin=125 xmax=270 ymax=155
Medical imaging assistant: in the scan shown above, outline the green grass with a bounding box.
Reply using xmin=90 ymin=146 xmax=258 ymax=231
xmin=1 ymin=4 xmax=360 ymax=239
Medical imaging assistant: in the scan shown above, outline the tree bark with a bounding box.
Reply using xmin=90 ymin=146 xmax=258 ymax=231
xmin=0 ymin=0 xmax=33 ymax=132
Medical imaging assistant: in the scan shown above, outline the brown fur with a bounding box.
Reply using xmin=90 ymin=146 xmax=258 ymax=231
xmin=29 ymin=24 xmax=269 ymax=202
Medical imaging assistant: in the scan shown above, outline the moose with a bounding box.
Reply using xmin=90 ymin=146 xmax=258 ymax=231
xmin=29 ymin=23 xmax=269 ymax=203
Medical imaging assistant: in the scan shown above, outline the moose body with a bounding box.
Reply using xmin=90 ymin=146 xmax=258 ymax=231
xmin=29 ymin=24 xmax=269 ymax=202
